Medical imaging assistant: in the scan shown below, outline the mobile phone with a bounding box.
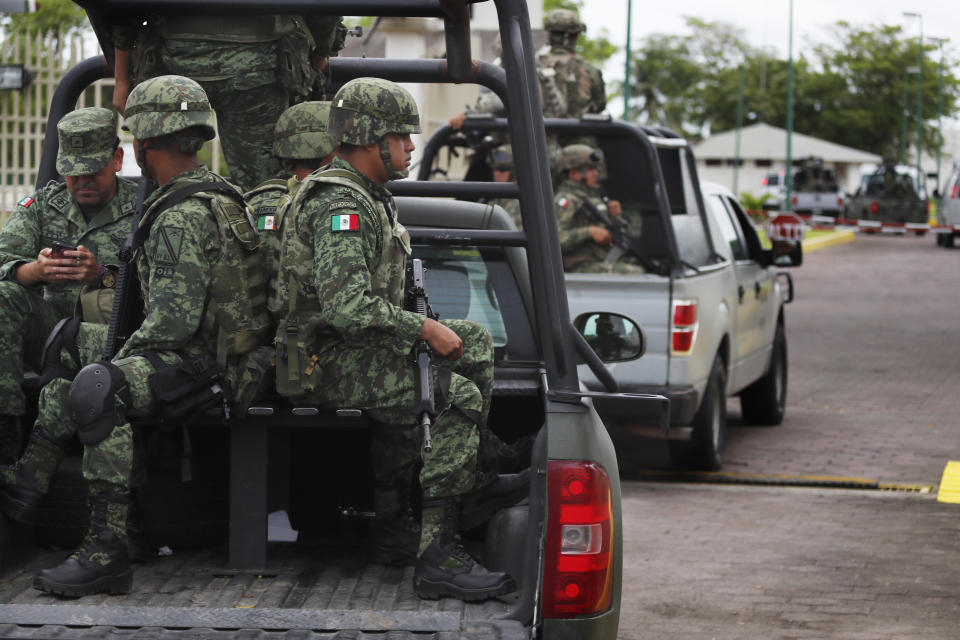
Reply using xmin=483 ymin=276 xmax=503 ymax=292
xmin=50 ymin=240 xmax=77 ymax=259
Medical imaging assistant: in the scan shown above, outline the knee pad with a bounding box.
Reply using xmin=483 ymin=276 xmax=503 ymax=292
xmin=68 ymin=361 xmax=129 ymax=445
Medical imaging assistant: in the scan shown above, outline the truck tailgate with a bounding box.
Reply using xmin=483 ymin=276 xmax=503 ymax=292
xmin=0 ymin=546 xmax=523 ymax=639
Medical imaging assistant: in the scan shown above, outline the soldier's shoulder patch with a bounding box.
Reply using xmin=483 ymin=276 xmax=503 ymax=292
xmin=17 ymin=195 xmax=35 ymax=208
xmin=331 ymin=213 xmax=359 ymax=231
xmin=257 ymin=215 xmax=277 ymax=231
xmin=49 ymin=192 xmax=70 ymax=211
xmin=328 ymin=198 xmax=358 ymax=211
xmin=556 ymin=196 xmax=571 ymax=208
xmin=153 ymin=226 xmax=185 ymax=269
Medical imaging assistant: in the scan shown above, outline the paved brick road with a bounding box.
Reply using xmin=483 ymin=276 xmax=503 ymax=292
xmin=619 ymin=234 xmax=960 ymax=638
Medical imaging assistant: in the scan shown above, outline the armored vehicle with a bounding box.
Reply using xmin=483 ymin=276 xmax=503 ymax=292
xmin=843 ymin=162 xmax=928 ymax=227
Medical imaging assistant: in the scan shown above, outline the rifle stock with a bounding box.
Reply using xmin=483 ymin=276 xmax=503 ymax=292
xmin=406 ymin=258 xmax=436 ymax=453
xmin=102 ymin=174 xmax=153 ymax=360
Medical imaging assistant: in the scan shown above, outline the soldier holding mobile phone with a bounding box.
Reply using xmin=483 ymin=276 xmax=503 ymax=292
xmin=0 ymin=108 xmax=137 ymax=463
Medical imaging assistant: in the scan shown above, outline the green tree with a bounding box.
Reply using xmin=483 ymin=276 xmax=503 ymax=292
xmin=1 ymin=0 xmax=88 ymax=52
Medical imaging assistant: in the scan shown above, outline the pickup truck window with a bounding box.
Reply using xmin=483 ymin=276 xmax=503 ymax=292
xmin=414 ymin=244 xmax=537 ymax=361
xmin=705 ymin=194 xmax=748 ymax=261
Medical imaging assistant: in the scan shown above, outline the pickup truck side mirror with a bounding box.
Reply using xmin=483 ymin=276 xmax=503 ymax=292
xmin=764 ymin=240 xmax=803 ymax=267
xmin=574 ymin=312 xmax=646 ymax=363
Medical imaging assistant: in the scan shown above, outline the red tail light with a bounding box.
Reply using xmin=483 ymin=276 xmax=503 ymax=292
xmin=791 ymin=196 xmax=798 ymax=206
xmin=761 ymin=177 xmax=768 ymax=186
xmin=870 ymin=201 xmax=879 ymax=215
xmin=671 ymin=299 xmax=698 ymax=355
xmin=542 ymin=461 xmax=614 ymax=619
xmin=951 ymin=184 xmax=958 ymax=199
xmin=837 ymin=196 xmax=843 ymax=206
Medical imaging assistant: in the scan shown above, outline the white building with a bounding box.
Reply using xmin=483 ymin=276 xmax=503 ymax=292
xmin=693 ymin=122 xmax=882 ymax=196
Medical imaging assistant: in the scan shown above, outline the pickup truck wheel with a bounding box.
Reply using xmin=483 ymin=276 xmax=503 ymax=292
xmin=740 ymin=323 xmax=787 ymax=426
xmin=670 ymin=356 xmax=726 ymax=471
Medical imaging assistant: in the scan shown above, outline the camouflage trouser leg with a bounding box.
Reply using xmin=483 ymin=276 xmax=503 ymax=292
xmin=311 ymin=344 xmax=481 ymax=500
xmin=0 ymin=281 xmax=62 ymax=416
xmin=438 ymin=319 xmax=501 ymax=474
xmin=30 ymin=323 xmax=179 ymax=495
xmin=201 ymin=80 xmax=289 ymax=192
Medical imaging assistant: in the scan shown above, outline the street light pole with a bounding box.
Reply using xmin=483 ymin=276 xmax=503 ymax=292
xmin=904 ymin=12 xmax=923 ymax=191
xmin=930 ymin=37 xmax=946 ymax=191
xmin=900 ymin=68 xmax=909 ymax=165
xmin=623 ymin=0 xmax=633 ymax=120
xmin=734 ymin=63 xmax=745 ymax=195
xmin=785 ymin=0 xmax=794 ymax=212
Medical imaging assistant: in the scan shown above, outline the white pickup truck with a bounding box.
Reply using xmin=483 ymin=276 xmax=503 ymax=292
xmin=417 ymin=118 xmax=802 ymax=471
xmin=558 ymin=123 xmax=803 ymax=471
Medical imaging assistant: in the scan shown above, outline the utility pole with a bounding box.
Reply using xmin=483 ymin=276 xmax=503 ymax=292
xmin=785 ymin=0 xmax=794 ymax=212
xmin=904 ymin=12 xmax=924 ymax=192
xmin=623 ymin=0 xmax=633 ymax=120
xmin=900 ymin=68 xmax=910 ymax=165
xmin=734 ymin=63 xmax=745 ymax=195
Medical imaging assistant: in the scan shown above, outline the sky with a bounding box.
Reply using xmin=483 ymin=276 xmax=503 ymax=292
xmin=578 ymin=0 xmax=957 ymax=118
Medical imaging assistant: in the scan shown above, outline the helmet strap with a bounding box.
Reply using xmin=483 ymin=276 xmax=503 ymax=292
xmin=379 ymin=137 xmax=408 ymax=180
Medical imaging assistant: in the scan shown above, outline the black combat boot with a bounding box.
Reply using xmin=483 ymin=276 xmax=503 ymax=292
xmin=370 ymin=481 xmax=420 ymax=566
xmin=0 ymin=427 xmax=68 ymax=524
xmin=460 ymin=468 xmax=530 ymax=531
xmin=413 ymin=498 xmax=516 ymax=601
xmin=33 ymin=485 xmax=132 ymax=597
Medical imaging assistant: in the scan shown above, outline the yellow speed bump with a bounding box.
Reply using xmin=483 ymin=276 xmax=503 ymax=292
xmin=937 ymin=461 xmax=960 ymax=503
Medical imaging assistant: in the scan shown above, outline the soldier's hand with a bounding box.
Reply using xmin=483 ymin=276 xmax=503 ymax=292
xmin=68 ymin=245 xmax=101 ymax=287
xmin=113 ymin=76 xmax=131 ymax=115
xmin=607 ymin=199 xmax=622 ymax=217
xmin=589 ymin=225 xmax=612 ymax=246
xmin=420 ymin=318 xmax=464 ymax=360
xmin=448 ymin=112 xmax=467 ymax=130
xmin=311 ymin=54 xmax=329 ymax=72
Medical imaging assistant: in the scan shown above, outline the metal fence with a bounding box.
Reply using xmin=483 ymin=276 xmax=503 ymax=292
xmin=0 ymin=31 xmax=223 ymax=223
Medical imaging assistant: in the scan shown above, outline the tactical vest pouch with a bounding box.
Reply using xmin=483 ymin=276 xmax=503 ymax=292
xmin=80 ymin=288 xmax=115 ymax=325
xmin=131 ymin=26 xmax=165 ymax=84
xmin=274 ymin=312 xmax=325 ymax=398
xmin=213 ymin=197 xmax=261 ymax=252
xmin=277 ymin=16 xmax=317 ymax=100
xmin=230 ymin=345 xmax=276 ymax=414
xmin=145 ymin=352 xmax=226 ymax=422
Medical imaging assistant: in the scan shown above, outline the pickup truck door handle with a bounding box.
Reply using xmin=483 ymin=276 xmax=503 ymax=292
xmin=738 ymin=285 xmax=745 ymax=303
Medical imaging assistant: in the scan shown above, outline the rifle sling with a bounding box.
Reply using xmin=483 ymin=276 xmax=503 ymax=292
xmin=130 ymin=181 xmax=240 ymax=252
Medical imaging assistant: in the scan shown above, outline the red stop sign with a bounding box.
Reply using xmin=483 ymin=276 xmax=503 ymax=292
xmin=768 ymin=213 xmax=804 ymax=242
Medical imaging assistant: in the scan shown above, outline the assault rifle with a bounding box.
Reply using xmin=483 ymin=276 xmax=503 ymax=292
xmin=102 ymin=175 xmax=154 ymax=360
xmin=406 ymin=258 xmax=436 ymax=453
xmin=580 ymin=197 xmax=659 ymax=274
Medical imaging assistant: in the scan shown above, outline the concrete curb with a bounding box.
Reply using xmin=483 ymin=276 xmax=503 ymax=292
xmin=803 ymin=230 xmax=855 ymax=253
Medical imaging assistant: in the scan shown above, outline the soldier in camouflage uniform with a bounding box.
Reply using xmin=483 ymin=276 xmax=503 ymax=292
xmin=537 ymin=9 xmax=606 ymax=120
xmin=246 ymin=101 xmax=338 ymax=324
xmin=486 ymin=145 xmax=522 ymax=229
xmin=0 ymin=76 xmax=271 ymax=597
xmin=0 ymin=108 xmax=137 ymax=464
xmin=554 ymin=144 xmax=644 ymax=274
xmin=274 ymin=77 xmax=518 ymax=601
xmin=112 ymin=13 xmax=346 ymax=190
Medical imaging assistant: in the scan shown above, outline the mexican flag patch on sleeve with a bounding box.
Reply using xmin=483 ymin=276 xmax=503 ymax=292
xmin=557 ymin=197 xmax=570 ymax=208
xmin=331 ymin=213 xmax=359 ymax=231
xmin=257 ymin=215 xmax=276 ymax=231
xmin=18 ymin=196 xmax=34 ymax=208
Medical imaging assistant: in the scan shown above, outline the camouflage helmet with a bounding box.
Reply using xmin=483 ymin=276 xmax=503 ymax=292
xmin=56 ymin=107 xmax=119 ymax=176
xmin=273 ymin=101 xmax=337 ymax=160
xmin=490 ymin=145 xmax=513 ymax=171
xmin=122 ymin=75 xmax=216 ymax=141
xmin=544 ymin=8 xmax=585 ymax=34
xmin=558 ymin=144 xmax=603 ymax=172
xmin=329 ymin=77 xmax=421 ymax=146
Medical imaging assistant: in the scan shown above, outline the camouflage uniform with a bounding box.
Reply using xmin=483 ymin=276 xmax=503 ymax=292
xmin=537 ymin=9 xmax=606 ymax=119
xmin=554 ymin=147 xmax=644 ymax=275
xmin=1 ymin=76 xmax=270 ymax=598
xmin=245 ymin=101 xmax=337 ymax=323
xmin=113 ymin=14 xmax=346 ymax=191
xmin=487 ymin=145 xmax=522 ymax=229
xmin=276 ymin=78 xmax=512 ymax=600
xmin=0 ymin=108 xmax=136 ymax=454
